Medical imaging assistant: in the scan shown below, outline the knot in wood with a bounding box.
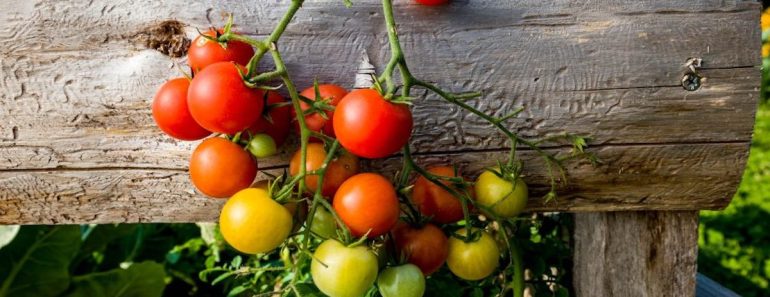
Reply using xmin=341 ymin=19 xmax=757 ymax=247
xmin=133 ymin=20 xmax=190 ymax=58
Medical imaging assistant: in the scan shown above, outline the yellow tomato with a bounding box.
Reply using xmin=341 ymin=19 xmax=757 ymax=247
xmin=446 ymin=229 xmax=500 ymax=281
xmin=311 ymin=239 xmax=379 ymax=297
xmin=474 ymin=168 xmax=528 ymax=218
xmin=219 ymin=188 xmax=292 ymax=254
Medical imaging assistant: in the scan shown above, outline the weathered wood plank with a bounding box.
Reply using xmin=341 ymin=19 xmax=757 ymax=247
xmin=572 ymin=211 xmax=699 ymax=297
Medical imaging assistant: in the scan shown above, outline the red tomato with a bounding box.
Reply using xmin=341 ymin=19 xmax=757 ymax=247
xmin=188 ymin=29 xmax=255 ymax=73
xmin=246 ymin=91 xmax=291 ymax=146
xmin=289 ymin=143 xmax=359 ymax=198
xmin=333 ymin=173 xmax=400 ymax=237
xmin=152 ymin=78 xmax=211 ymax=141
xmin=415 ymin=0 xmax=449 ymax=5
xmin=333 ymin=89 xmax=413 ymax=158
xmin=187 ymin=62 xmax=264 ymax=134
xmin=294 ymin=84 xmax=348 ymax=139
xmin=412 ymin=166 xmax=467 ymax=224
xmin=189 ymin=137 xmax=257 ymax=198
xmin=391 ymin=222 xmax=449 ymax=275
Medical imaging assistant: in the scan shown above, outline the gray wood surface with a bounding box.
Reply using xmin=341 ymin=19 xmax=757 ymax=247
xmin=0 ymin=0 xmax=760 ymax=223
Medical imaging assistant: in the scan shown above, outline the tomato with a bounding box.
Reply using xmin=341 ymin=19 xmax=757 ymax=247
xmin=377 ymin=264 xmax=426 ymax=297
xmin=151 ymin=78 xmax=211 ymax=141
xmin=474 ymin=168 xmax=528 ymax=218
xmin=289 ymin=143 xmax=359 ymax=198
xmin=309 ymin=207 xmax=337 ymax=239
xmin=188 ymin=29 xmax=255 ymax=73
xmin=246 ymin=133 xmax=277 ymax=158
xmin=189 ymin=137 xmax=257 ymax=198
xmin=446 ymin=229 xmax=500 ymax=281
xmin=246 ymin=91 xmax=291 ymax=146
xmin=333 ymin=173 xmax=400 ymax=238
xmin=188 ymin=62 xmax=264 ymax=134
xmin=295 ymin=84 xmax=348 ymax=138
xmin=219 ymin=188 xmax=291 ymax=254
xmin=311 ymin=239 xmax=378 ymax=297
xmin=412 ymin=166 xmax=469 ymax=224
xmin=333 ymin=89 xmax=413 ymax=158
xmin=391 ymin=222 xmax=448 ymax=275
xmin=415 ymin=0 xmax=449 ymax=5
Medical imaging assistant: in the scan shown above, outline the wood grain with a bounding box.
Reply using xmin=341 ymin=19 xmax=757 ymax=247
xmin=0 ymin=0 xmax=760 ymax=223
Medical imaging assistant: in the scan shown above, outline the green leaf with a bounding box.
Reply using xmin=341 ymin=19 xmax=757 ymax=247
xmin=0 ymin=225 xmax=19 ymax=249
xmin=79 ymin=224 xmax=139 ymax=258
xmin=0 ymin=226 xmax=80 ymax=297
xmin=63 ymin=261 xmax=166 ymax=297
xmin=292 ymin=283 xmax=326 ymax=297
xmin=425 ymin=273 xmax=463 ymax=297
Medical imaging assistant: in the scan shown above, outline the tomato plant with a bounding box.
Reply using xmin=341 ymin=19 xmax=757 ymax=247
xmin=391 ymin=222 xmax=449 ymax=275
xmin=289 ymin=143 xmax=359 ymax=198
xmin=377 ymin=264 xmax=426 ymax=297
xmin=412 ymin=166 xmax=468 ymax=224
xmin=189 ymin=137 xmax=257 ymax=198
xmin=333 ymin=89 xmax=413 ymax=158
xmin=475 ymin=168 xmax=529 ymax=218
xmin=246 ymin=91 xmax=291 ymax=147
xmin=296 ymin=84 xmax=348 ymax=138
xmin=151 ymin=78 xmax=211 ymax=141
xmin=188 ymin=29 xmax=255 ymax=73
xmin=311 ymin=239 xmax=378 ymax=297
xmin=333 ymin=173 xmax=400 ymax=237
xmin=446 ymin=229 xmax=500 ymax=281
xmin=219 ymin=188 xmax=292 ymax=254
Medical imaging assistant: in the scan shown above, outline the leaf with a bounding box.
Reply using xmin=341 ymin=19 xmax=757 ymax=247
xmin=0 ymin=226 xmax=80 ymax=297
xmin=63 ymin=261 xmax=166 ymax=297
xmin=424 ymin=273 xmax=463 ymax=297
xmin=79 ymin=224 xmax=139 ymax=259
xmin=292 ymin=283 xmax=326 ymax=297
xmin=0 ymin=225 xmax=19 ymax=249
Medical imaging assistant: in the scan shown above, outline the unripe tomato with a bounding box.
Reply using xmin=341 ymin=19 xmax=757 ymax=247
xmin=152 ymin=78 xmax=211 ymax=141
xmin=333 ymin=89 xmax=413 ymax=158
xmin=474 ymin=168 xmax=528 ymax=217
xmin=311 ymin=239 xmax=378 ymax=297
xmin=412 ymin=166 xmax=468 ymax=224
xmin=289 ymin=143 xmax=359 ymax=198
xmin=446 ymin=229 xmax=500 ymax=281
xmin=246 ymin=133 xmax=277 ymax=158
xmin=333 ymin=173 xmax=400 ymax=238
xmin=309 ymin=207 xmax=337 ymax=239
xmin=246 ymin=91 xmax=291 ymax=147
xmin=219 ymin=188 xmax=292 ymax=254
xmin=295 ymin=84 xmax=348 ymax=138
xmin=391 ymin=222 xmax=448 ymax=275
xmin=189 ymin=137 xmax=257 ymax=198
xmin=415 ymin=0 xmax=449 ymax=5
xmin=188 ymin=29 xmax=255 ymax=73
xmin=188 ymin=62 xmax=264 ymax=134
xmin=377 ymin=264 xmax=426 ymax=297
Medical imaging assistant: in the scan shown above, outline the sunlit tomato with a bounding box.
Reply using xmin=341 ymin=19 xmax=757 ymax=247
xmin=295 ymin=84 xmax=348 ymax=138
xmin=415 ymin=0 xmax=449 ymax=5
xmin=446 ymin=229 xmax=500 ymax=281
xmin=289 ymin=143 xmax=359 ymax=198
xmin=391 ymin=222 xmax=448 ymax=275
xmin=309 ymin=207 xmax=337 ymax=239
xmin=188 ymin=62 xmax=264 ymax=134
xmin=246 ymin=91 xmax=291 ymax=146
xmin=252 ymin=180 xmax=306 ymax=232
xmin=188 ymin=29 xmax=255 ymax=73
xmin=333 ymin=173 xmax=400 ymax=238
xmin=219 ymin=188 xmax=291 ymax=254
xmin=311 ymin=239 xmax=378 ymax=297
xmin=246 ymin=133 xmax=277 ymax=158
xmin=333 ymin=89 xmax=413 ymax=158
xmin=151 ymin=78 xmax=211 ymax=141
xmin=189 ymin=137 xmax=257 ymax=198
xmin=377 ymin=264 xmax=426 ymax=297
xmin=412 ymin=166 xmax=469 ymax=224
xmin=474 ymin=168 xmax=528 ymax=218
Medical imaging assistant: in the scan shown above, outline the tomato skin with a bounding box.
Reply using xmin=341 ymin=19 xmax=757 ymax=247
xmin=151 ymin=78 xmax=211 ymax=141
xmin=333 ymin=173 xmax=400 ymax=238
xmin=474 ymin=168 xmax=528 ymax=217
xmin=189 ymin=137 xmax=257 ymax=198
xmin=289 ymin=143 xmax=359 ymax=198
xmin=311 ymin=239 xmax=379 ymax=297
xmin=412 ymin=166 xmax=468 ymax=224
xmin=188 ymin=62 xmax=264 ymax=134
xmin=446 ymin=229 xmax=500 ymax=281
xmin=246 ymin=91 xmax=291 ymax=146
xmin=219 ymin=188 xmax=292 ymax=254
xmin=309 ymin=207 xmax=337 ymax=239
xmin=188 ymin=29 xmax=255 ymax=73
xmin=333 ymin=89 xmax=413 ymax=158
xmin=294 ymin=84 xmax=348 ymax=138
xmin=246 ymin=133 xmax=277 ymax=158
xmin=391 ymin=222 xmax=449 ymax=275
xmin=377 ymin=264 xmax=426 ymax=297
xmin=415 ymin=0 xmax=449 ymax=5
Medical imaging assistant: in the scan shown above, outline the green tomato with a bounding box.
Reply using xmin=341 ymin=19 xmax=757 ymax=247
xmin=309 ymin=207 xmax=337 ymax=239
xmin=446 ymin=228 xmax=500 ymax=281
xmin=474 ymin=168 xmax=528 ymax=218
xmin=246 ymin=133 xmax=278 ymax=158
xmin=377 ymin=264 xmax=426 ymax=297
xmin=311 ymin=239 xmax=378 ymax=297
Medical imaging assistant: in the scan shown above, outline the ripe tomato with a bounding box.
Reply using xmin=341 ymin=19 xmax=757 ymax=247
xmin=188 ymin=62 xmax=264 ymax=134
xmin=415 ymin=0 xmax=449 ymax=5
xmin=188 ymin=29 xmax=255 ymax=73
xmin=289 ymin=143 xmax=359 ymax=198
xmin=377 ymin=264 xmax=426 ymax=297
xmin=446 ymin=229 xmax=500 ymax=281
xmin=309 ymin=207 xmax=337 ymax=239
xmin=333 ymin=89 xmax=413 ymax=158
xmin=391 ymin=222 xmax=448 ymax=275
xmin=189 ymin=137 xmax=257 ymax=198
xmin=474 ymin=168 xmax=528 ymax=217
xmin=333 ymin=173 xmax=400 ymax=238
xmin=152 ymin=78 xmax=212 ymax=141
xmin=412 ymin=166 xmax=468 ymax=224
xmin=311 ymin=239 xmax=378 ymax=297
xmin=246 ymin=91 xmax=291 ymax=146
xmin=295 ymin=84 xmax=348 ymax=138
xmin=219 ymin=188 xmax=291 ymax=254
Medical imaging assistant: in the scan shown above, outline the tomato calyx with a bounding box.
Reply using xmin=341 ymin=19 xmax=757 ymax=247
xmin=299 ymin=81 xmax=337 ymax=120
xmin=452 ymin=227 xmax=483 ymax=243
xmin=485 ymin=161 xmax=524 ymax=185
